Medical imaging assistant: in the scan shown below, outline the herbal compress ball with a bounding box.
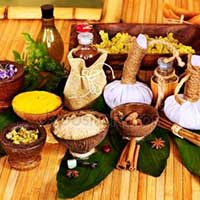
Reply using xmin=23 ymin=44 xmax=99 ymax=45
xmin=103 ymin=34 xmax=153 ymax=109
xmin=164 ymin=55 xmax=200 ymax=130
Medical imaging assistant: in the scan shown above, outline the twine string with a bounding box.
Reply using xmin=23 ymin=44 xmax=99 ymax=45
xmin=121 ymin=37 xmax=147 ymax=84
xmin=184 ymin=55 xmax=200 ymax=102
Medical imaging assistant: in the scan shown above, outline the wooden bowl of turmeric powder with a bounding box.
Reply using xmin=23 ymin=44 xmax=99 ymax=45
xmin=12 ymin=91 xmax=63 ymax=124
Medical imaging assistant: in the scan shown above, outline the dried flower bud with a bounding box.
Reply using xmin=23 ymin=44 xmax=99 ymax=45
xmin=66 ymin=169 xmax=80 ymax=178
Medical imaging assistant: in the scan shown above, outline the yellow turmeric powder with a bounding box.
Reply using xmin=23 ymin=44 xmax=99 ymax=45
xmin=12 ymin=91 xmax=62 ymax=114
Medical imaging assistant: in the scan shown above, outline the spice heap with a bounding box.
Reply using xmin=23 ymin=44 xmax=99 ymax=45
xmin=53 ymin=113 xmax=107 ymax=140
xmin=6 ymin=127 xmax=39 ymax=144
xmin=119 ymin=111 xmax=154 ymax=126
xmin=0 ymin=63 xmax=17 ymax=80
xmin=12 ymin=91 xmax=62 ymax=114
xmin=95 ymin=31 xmax=195 ymax=54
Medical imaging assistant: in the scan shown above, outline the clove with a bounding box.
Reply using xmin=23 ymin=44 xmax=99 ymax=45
xmin=77 ymin=160 xmax=98 ymax=169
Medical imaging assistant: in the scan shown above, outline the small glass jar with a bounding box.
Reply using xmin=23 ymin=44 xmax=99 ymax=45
xmin=151 ymin=57 xmax=179 ymax=105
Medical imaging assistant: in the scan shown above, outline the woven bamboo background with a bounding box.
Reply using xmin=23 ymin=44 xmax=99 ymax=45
xmin=0 ymin=0 xmax=200 ymax=199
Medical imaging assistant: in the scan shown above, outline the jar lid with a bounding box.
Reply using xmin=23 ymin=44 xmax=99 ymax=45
xmin=41 ymin=4 xmax=54 ymax=19
xmin=157 ymin=57 xmax=173 ymax=70
xmin=78 ymin=32 xmax=93 ymax=45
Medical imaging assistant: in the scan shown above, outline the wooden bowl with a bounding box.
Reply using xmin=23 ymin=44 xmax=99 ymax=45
xmin=110 ymin=103 xmax=159 ymax=138
xmin=13 ymin=105 xmax=63 ymax=124
xmin=0 ymin=122 xmax=46 ymax=170
xmin=51 ymin=110 xmax=109 ymax=154
xmin=0 ymin=61 xmax=24 ymax=110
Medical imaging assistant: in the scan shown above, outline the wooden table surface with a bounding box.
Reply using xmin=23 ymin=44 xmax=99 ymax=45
xmin=0 ymin=0 xmax=200 ymax=199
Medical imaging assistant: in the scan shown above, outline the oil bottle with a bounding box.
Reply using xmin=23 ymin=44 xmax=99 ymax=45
xmin=151 ymin=57 xmax=179 ymax=108
xmin=37 ymin=4 xmax=64 ymax=62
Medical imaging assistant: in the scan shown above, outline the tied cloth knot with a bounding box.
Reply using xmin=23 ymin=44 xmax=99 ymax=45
xmin=68 ymin=68 xmax=103 ymax=99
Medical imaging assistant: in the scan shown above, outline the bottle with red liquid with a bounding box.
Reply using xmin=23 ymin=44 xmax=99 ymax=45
xmin=72 ymin=24 xmax=100 ymax=67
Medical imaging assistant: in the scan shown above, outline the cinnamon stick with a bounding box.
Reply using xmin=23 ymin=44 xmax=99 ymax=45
xmin=158 ymin=117 xmax=200 ymax=146
xmin=126 ymin=138 xmax=136 ymax=168
xmin=133 ymin=144 xmax=140 ymax=171
xmin=116 ymin=142 xmax=129 ymax=169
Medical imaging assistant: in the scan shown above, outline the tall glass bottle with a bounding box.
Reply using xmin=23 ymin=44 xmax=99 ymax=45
xmin=37 ymin=4 xmax=64 ymax=62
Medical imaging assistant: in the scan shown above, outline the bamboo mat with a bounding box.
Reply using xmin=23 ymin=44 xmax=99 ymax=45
xmin=0 ymin=0 xmax=200 ymax=199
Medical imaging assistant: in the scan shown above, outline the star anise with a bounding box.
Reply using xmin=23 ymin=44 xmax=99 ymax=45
xmin=151 ymin=137 xmax=165 ymax=150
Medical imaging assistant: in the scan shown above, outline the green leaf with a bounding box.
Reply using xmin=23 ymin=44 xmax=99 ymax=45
xmin=91 ymin=96 xmax=110 ymax=114
xmin=22 ymin=32 xmax=35 ymax=43
xmin=57 ymin=126 xmax=170 ymax=198
xmin=13 ymin=50 xmax=24 ymax=65
xmin=57 ymin=127 xmax=122 ymax=199
xmin=0 ymin=110 xmax=19 ymax=156
xmin=137 ymin=127 xmax=170 ymax=177
xmin=13 ymin=33 xmax=66 ymax=92
xmin=174 ymin=131 xmax=200 ymax=176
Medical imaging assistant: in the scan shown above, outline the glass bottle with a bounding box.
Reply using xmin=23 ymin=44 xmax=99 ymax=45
xmin=72 ymin=32 xmax=100 ymax=67
xmin=37 ymin=4 xmax=64 ymax=63
xmin=151 ymin=57 xmax=179 ymax=105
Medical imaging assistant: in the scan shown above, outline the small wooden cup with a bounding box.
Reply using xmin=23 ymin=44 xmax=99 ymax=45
xmin=0 ymin=122 xmax=46 ymax=170
xmin=111 ymin=103 xmax=159 ymax=138
xmin=0 ymin=61 xmax=24 ymax=110
xmin=51 ymin=110 xmax=109 ymax=154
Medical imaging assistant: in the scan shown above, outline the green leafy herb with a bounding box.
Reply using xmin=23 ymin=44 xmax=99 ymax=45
xmin=13 ymin=33 xmax=66 ymax=91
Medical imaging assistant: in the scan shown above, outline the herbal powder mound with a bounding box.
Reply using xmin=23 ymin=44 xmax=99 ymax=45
xmin=12 ymin=91 xmax=62 ymax=114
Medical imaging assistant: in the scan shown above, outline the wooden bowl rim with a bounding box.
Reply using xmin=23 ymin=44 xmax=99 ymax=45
xmin=13 ymin=104 xmax=63 ymax=117
xmin=110 ymin=102 xmax=159 ymax=128
xmin=51 ymin=110 xmax=109 ymax=142
xmin=0 ymin=60 xmax=24 ymax=84
xmin=0 ymin=122 xmax=46 ymax=149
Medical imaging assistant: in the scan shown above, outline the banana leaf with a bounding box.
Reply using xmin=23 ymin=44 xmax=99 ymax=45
xmin=173 ymin=131 xmax=200 ymax=176
xmin=0 ymin=109 xmax=19 ymax=156
xmin=137 ymin=127 xmax=170 ymax=177
xmin=57 ymin=127 xmax=125 ymax=199
xmin=57 ymin=126 xmax=170 ymax=198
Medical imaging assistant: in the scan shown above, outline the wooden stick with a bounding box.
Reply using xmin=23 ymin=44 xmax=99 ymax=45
xmin=159 ymin=117 xmax=200 ymax=141
xmin=158 ymin=117 xmax=200 ymax=146
xmin=126 ymin=138 xmax=136 ymax=168
xmin=133 ymin=144 xmax=140 ymax=171
xmin=116 ymin=142 xmax=129 ymax=169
